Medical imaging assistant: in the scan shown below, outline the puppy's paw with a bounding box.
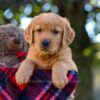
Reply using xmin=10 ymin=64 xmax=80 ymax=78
xmin=52 ymin=72 xmax=68 ymax=89
xmin=15 ymin=59 xmax=34 ymax=85
xmin=15 ymin=72 xmax=30 ymax=85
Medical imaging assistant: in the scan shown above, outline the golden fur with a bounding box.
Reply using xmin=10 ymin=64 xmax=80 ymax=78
xmin=15 ymin=13 xmax=78 ymax=89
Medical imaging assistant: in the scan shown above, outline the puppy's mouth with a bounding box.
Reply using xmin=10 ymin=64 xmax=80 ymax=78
xmin=35 ymin=43 xmax=58 ymax=54
xmin=40 ymin=46 xmax=59 ymax=55
xmin=40 ymin=46 xmax=50 ymax=52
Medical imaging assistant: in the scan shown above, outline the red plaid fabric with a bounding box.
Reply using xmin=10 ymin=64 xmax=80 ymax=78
xmin=0 ymin=52 xmax=79 ymax=100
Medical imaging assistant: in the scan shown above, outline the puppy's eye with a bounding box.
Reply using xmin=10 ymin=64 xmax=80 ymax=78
xmin=52 ymin=30 xmax=59 ymax=35
xmin=36 ymin=28 xmax=42 ymax=33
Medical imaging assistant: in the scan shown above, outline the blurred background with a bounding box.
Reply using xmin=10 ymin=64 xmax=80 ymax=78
xmin=0 ymin=0 xmax=100 ymax=100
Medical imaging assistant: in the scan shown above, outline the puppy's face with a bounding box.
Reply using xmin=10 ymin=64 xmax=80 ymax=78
xmin=34 ymin=25 xmax=62 ymax=53
xmin=25 ymin=13 xmax=75 ymax=54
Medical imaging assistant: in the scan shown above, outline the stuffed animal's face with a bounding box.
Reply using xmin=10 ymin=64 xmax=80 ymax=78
xmin=0 ymin=24 xmax=26 ymax=55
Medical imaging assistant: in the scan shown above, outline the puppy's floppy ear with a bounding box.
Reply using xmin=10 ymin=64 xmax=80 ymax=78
xmin=62 ymin=18 xmax=75 ymax=47
xmin=24 ymin=22 xmax=34 ymax=45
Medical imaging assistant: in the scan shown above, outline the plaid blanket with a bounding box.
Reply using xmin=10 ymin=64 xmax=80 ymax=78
xmin=0 ymin=68 xmax=78 ymax=100
xmin=0 ymin=52 xmax=79 ymax=100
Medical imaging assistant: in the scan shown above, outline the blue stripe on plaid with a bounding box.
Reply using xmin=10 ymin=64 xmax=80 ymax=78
xmin=41 ymin=83 xmax=58 ymax=99
xmin=35 ymin=81 xmax=52 ymax=100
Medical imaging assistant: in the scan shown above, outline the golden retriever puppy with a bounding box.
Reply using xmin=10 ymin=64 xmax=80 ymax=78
xmin=15 ymin=13 xmax=78 ymax=89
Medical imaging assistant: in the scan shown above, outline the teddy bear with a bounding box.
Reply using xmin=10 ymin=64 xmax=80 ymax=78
xmin=0 ymin=24 xmax=27 ymax=67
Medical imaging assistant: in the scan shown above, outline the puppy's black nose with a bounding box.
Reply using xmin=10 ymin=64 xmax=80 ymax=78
xmin=13 ymin=38 xmax=21 ymax=44
xmin=42 ymin=39 xmax=50 ymax=48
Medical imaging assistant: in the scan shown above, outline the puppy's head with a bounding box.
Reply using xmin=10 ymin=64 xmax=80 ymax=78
xmin=25 ymin=13 xmax=75 ymax=54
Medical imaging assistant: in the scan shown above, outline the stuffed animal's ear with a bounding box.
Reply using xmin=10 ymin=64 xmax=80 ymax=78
xmin=24 ymin=22 xmax=34 ymax=45
xmin=62 ymin=18 xmax=75 ymax=47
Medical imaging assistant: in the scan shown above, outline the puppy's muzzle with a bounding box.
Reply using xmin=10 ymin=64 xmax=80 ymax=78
xmin=41 ymin=39 xmax=51 ymax=49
